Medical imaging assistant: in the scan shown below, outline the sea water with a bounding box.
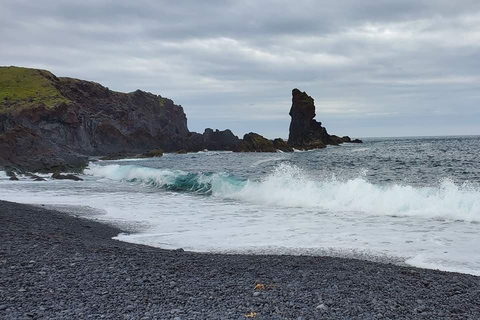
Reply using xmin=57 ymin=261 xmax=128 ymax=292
xmin=1 ymin=136 xmax=480 ymax=275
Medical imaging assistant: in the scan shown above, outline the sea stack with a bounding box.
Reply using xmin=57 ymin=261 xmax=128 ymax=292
xmin=287 ymin=89 xmax=330 ymax=149
xmin=287 ymin=88 xmax=361 ymax=149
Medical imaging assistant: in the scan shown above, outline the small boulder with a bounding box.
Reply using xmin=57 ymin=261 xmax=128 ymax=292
xmin=351 ymin=139 xmax=363 ymax=143
xmin=99 ymin=154 xmax=131 ymax=161
xmin=139 ymin=149 xmax=164 ymax=158
xmin=51 ymin=172 xmax=83 ymax=181
xmin=6 ymin=170 xmax=19 ymax=181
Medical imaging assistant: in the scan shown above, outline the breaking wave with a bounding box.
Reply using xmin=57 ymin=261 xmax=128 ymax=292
xmin=88 ymin=163 xmax=480 ymax=222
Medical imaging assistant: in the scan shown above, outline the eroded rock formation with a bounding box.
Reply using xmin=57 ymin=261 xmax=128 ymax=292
xmin=287 ymin=89 xmax=362 ymax=149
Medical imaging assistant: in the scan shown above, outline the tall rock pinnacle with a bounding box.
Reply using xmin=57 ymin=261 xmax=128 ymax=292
xmin=287 ymin=88 xmax=330 ymax=148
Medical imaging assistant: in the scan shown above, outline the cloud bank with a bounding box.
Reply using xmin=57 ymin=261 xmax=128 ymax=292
xmin=1 ymin=0 xmax=480 ymax=137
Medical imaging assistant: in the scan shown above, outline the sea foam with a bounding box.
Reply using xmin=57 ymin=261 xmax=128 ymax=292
xmin=88 ymin=163 xmax=480 ymax=222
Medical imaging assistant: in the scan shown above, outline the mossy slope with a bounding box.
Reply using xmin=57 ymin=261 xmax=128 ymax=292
xmin=0 ymin=66 xmax=70 ymax=112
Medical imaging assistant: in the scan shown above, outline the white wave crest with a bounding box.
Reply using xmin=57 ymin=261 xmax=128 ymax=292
xmin=88 ymin=163 xmax=480 ymax=222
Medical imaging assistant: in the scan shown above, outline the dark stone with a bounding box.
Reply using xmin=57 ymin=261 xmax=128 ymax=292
xmin=137 ymin=149 xmax=164 ymax=158
xmin=51 ymin=172 xmax=83 ymax=181
xmin=202 ymin=128 xmax=240 ymax=151
xmin=351 ymin=139 xmax=363 ymax=143
xmin=303 ymin=140 xmax=326 ymax=150
xmin=234 ymin=133 xmax=277 ymax=152
xmin=5 ymin=170 xmax=19 ymax=181
xmin=329 ymin=135 xmax=344 ymax=145
xmin=272 ymin=138 xmax=294 ymax=152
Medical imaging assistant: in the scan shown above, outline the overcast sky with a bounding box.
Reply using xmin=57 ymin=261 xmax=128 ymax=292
xmin=1 ymin=0 xmax=480 ymax=138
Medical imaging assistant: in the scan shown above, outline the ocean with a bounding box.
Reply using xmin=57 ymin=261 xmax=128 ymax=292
xmin=1 ymin=136 xmax=480 ymax=276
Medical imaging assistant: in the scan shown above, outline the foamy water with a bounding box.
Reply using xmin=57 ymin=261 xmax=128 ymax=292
xmin=1 ymin=136 xmax=480 ymax=275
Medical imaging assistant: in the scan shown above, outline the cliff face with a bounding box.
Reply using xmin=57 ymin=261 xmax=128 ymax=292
xmin=0 ymin=67 xmax=196 ymax=171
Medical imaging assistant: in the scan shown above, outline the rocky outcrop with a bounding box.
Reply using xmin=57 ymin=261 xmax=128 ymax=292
xmin=202 ymin=128 xmax=240 ymax=151
xmin=234 ymin=133 xmax=276 ymax=152
xmin=287 ymin=89 xmax=362 ymax=149
xmin=234 ymin=133 xmax=293 ymax=153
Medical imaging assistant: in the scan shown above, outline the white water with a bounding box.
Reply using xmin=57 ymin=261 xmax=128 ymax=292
xmin=89 ymin=163 xmax=480 ymax=222
xmin=1 ymin=163 xmax=480 ymax=276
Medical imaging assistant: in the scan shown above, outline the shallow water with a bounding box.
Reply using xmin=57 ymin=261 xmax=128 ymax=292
xmin=1 ymin=136 xmax=480 ymax=275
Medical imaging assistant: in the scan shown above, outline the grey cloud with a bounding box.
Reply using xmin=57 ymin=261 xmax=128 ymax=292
xmin=1 ymin=0 xmax=480 ymax=137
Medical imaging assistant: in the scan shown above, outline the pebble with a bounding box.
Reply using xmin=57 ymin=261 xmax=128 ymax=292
xmin=316 ymin=304 xmax=328 ymax=311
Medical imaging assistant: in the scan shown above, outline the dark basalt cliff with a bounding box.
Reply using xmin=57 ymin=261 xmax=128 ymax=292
xmin=0 ymin=67 xmax=231 ymax=171
xmin=288 ymin=88 xmax=362 ymax=149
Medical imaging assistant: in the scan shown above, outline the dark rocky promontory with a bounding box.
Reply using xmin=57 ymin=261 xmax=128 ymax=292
xmin=0 ymin=67 xmax=200 ymax=171
xmin=0 ymin=67 xmax=241 ymax=171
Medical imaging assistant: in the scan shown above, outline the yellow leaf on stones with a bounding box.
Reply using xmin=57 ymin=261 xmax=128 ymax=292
xmin=245 ymin=312 xmax=257 ymax=318
xmin=254 ymin=283 xmax=265 ymax=290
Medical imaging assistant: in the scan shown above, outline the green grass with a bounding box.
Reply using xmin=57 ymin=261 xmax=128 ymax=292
xmin=0 ymin=66 xmax=70 ymax=113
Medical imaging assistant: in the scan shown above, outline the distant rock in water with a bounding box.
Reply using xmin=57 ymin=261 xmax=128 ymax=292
xmin=51 ymin=172 xmax=83 ymax=181
xmin=234 ymin=133 xmax=293 ymax=153
xmin=234 ymin=133 xmax=276 ymax=152
xmin=287 ymin=88 xmax=362 ymax=149
xmin=202 ymin=128 xmax=240 ymax=151
xmin=288 ymin=88 xmax=330 ymax=148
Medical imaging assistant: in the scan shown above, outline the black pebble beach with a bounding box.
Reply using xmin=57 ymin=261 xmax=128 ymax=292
xmin=1 ymin=200 xmax=479 ymax=319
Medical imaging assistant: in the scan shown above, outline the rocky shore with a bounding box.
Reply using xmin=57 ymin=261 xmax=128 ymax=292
xmin=1 ymin=200 xmax=479 ymax=319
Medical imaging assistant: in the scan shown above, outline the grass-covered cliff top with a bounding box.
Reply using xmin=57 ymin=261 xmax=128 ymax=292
xmin=0 ymin=66 xmax=70 ymax=113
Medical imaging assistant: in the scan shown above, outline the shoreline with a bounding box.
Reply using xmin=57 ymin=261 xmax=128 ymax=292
xmin=1 ymin=200 xmax=480 ymax=319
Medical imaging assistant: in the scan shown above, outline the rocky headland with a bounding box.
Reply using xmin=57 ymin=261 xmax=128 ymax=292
xmin=0 ymin=66 xmax=239 ymax=172
xmin=0 ymin=67 xmax=361 ymax=173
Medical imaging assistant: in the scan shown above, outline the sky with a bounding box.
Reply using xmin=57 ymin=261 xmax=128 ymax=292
xmin=1 ymin=0 xmax=480 ymax=138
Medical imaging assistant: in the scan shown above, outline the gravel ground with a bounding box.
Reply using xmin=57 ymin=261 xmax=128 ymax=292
xmin=1 ymin=200 xmax=480 ymax=319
